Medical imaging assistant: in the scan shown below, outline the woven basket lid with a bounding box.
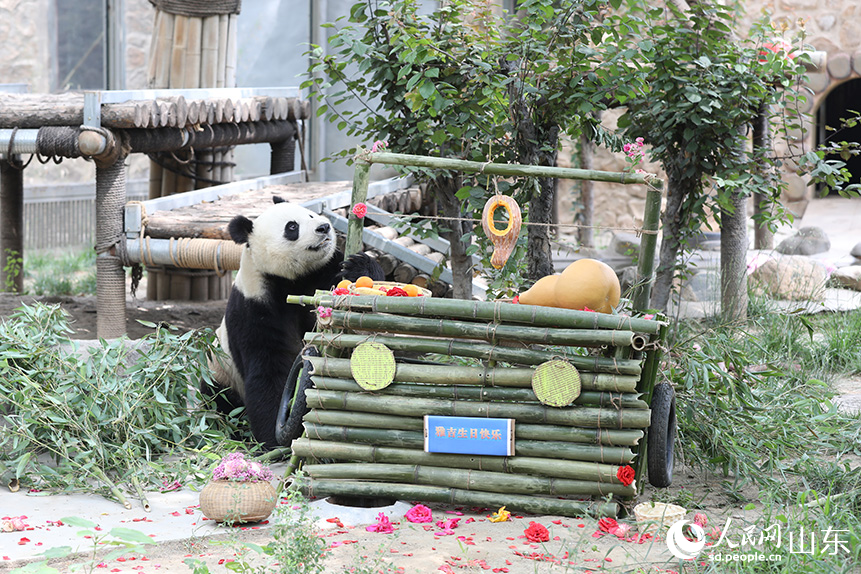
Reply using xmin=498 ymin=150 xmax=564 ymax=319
xmin=350 ymin=342 xmax=396 ymax=390
xmin=531 ymin=359 xmax=581 ymax=407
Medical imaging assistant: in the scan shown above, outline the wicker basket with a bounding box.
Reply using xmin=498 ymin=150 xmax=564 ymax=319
xmin=633 ymin=502 xmax=686 ymax=535
xmin=199 ymin=480 xmax=277 ymax=524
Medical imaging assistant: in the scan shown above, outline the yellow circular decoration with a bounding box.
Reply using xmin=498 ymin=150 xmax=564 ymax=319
xmin=350 ymin=342 xmax=396 ymax=391
xmin=481 ymin=195 xmax=523 ymax=269
xmin=531 ymin=360 xmax=581 ymax=407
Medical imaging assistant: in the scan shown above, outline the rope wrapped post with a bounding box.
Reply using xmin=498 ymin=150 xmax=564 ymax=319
xmin=95 ymin=136 xmax=128 ymax=339
xmin=0 ymin=156 xmax=24 ymax=293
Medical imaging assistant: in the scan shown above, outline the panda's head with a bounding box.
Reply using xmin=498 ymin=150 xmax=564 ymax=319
xmin=228 ymin=197 xmax=336 ymax=282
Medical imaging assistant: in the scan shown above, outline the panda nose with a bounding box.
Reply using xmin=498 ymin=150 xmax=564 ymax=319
xmin=316 ymin=223 xmax=331 ymax=235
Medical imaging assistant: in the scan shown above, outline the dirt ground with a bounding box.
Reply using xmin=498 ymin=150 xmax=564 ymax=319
xmin=0 ymin=293 xmax=755 ymax=573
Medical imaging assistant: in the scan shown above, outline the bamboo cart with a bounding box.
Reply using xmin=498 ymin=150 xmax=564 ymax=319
xmin=281 ymin=152 xmax=673 ymax=518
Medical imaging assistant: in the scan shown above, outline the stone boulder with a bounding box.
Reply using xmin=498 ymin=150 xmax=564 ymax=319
xmin=750 ymin=255 xmax=829 ymax=301
xmin=775 ymin=226 xmax=831 ymax=255
xmin=851 ymin=241 xmax=861 ymax=264
xmin=831 ymin=266 xmax=861 ymax=291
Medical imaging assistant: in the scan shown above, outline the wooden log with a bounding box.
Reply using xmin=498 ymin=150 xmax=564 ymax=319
xmin=303 ymin=423 xmax=635 ymax=463
xmin=225 ymin=14 xmax=238 ymax=87
xmin=300 ymin=478 xmax=619 ymax=519
xmin=156 ymin=270 xmax=171 ymax=300
xmin=148 ymin=161 xmax=163 ymax=200
xmin=187 ymin=100 xmax=200 ymax=125
xmin=304 ymin=389 xmax=652 ymax=428
xmin=157 ymin=100 xmax=172 ymax=128
xmin=309 ymin=377 xmax=649 ymax=411
xmin=328 ymin=310 xmax=639 ymax=348
xmin=255 ymin=96 xmax=275 ymax=121
xmin=377 ymin=252 xmax=398 ymax=276
xmin=306 ymin=356 xmax=640 ymax=392
xmin=200 ymin=15 xmax=219 ymax=89
xmin=152 ymin=10 xmax=174 ymax=88
xmin=191 ymin=275 xmax=208 ymax=301
xmin=184 ymin=17 xmax=202 ymax=90
xmin=216 ymin=14 xmax=228 ymax=88
xmin=169 ymin=15 xmax=188 ymax=89
xmin=167 ymin=96 xmax=188 ymax=127
xmin=394 ymin=236 xmax=415 ymax=248
xmin=393 ymin=263 xmax=418 ymax=284
xmin=303 ymin=463 xmax=636 ymax=497
xmin=408 ymin=243 xmax=432 ymax=256
xmin=289 ymin=293 xmax=664 ymax=334
xmin=303 ymin=408 xmax=644 ymax=446
xmin=372 ymin=226 xmax=399 ymax=241
xmin=409 ymin=188 xmax=422 ymax=212
xmin=146 ymin=267 xmax=158 ymax=300
xmin=147 ymin=9 xmax=163 ymax=87
xmin=169 ymin=273 xmax=191 ymax=300
xmin=304 ymin=332 xmax=643 ymax=374
xmin=292 ymin=438 xmax=623 ymax=483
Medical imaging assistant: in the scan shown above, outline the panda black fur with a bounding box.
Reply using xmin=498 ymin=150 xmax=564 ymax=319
xmin=207 ymin=197 xmax=383 ymax=448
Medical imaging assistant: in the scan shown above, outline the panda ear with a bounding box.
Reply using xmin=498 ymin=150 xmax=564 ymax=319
xmin=272 ymin=196 xmax=286 ymax=204
xmin=228 ymin=215 xmax=254 ymax=245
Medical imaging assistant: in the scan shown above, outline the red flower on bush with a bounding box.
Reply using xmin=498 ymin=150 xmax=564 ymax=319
xmin=616 ymin=465 xmax=635 ymax=486
xmin=524 ymin=521 xmax=549 ymax=543
xmin=352 ymin=203 xmax=368 ymax=219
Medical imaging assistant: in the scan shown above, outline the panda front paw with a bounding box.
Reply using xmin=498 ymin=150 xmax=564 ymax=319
xmin=335 ymin=253 xmax=385 ymax=283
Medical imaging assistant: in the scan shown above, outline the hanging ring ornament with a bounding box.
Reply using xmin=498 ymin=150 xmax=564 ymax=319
xmin=481 ymin=195 xmax=522 ymax=269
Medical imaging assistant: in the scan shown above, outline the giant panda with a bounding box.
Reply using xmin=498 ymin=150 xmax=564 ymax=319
xmin=206 ymin=196 xmax=383 ymax=449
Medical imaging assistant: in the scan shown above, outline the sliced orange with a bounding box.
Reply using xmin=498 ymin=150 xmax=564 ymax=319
xmin=336 ymin=279 xmax=352 ymax=289
xmin=403 ymin=284 xmax=420 ymax=297
xmin=354 ymin=276 xmax=374 ymax=289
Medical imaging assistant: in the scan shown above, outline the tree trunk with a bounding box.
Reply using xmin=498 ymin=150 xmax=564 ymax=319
xmin=721 ymin=186 xmax=748 ymax=322
xmin=433 ymin=175 xmax=474 ymax=300
xmin=651 ymin=161 xmax=692 ymax=311
xmin=579 ymin=133 xmax=595 ymax=248
xmin=527 ymin=146 xmax=559 ymax=280
xmin=752 ymin=105 xmax=774 ymax=250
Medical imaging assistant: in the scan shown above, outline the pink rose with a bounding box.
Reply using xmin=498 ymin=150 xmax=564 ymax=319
xmin=405 ymin=504 xmax=433 ymax=524
xmin=614 ymin=522 xmax=632 ymax=539
xmin=351 ymin=203 xmax=367 ymax=219
xmin=366 ymin=513 xmax=394 ymax=534
xmin=694 ymin=513 xmax=708 ymax=528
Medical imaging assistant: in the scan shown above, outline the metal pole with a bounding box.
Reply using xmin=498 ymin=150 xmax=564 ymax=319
xmin=0 ymin=156 xmax=24 ymax=293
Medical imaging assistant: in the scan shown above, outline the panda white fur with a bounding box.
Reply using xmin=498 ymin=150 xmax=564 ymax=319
xmin=207 ymin=197 xmax=383 ymax=448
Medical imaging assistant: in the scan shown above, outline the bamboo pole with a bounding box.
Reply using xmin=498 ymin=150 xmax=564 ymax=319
xmin=303 ymin=423 xmax=635 ymax=463
xmin=304 ymin=463 xmax=635 ymax=497
xmin=307 ymin=356 xmax=639 ymax=392
xmin=300 ymin=478 xmax=619 ymax=519
xmin=329 ymin=310 xmax=639 ymax=348
xmin=288 ymin=294 xmax=664 ymax=335
xmin=305 ymin=332 xmax=642 ymax=375
xmin=152 ymin=11 xmax=174 ymax=88
xmin=632 ymin=185 xmax=663 ymax=312
xmin=310 ymin=377 xmax=649 ymax=410
xmin=292 ymin=438 xmax=623 ymax=482
xmin=304 ymin=408 xmax=643 ymax=446
xmin=305 ymin=389 xmax=652 ymax=429
xmin=365 ymin=151 xmax=663 ymax=188
xmin=346 ymin=160 xmax=370 ymax=257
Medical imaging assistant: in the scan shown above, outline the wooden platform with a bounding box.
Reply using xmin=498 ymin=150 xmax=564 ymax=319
xmin=143 ymin=181 xmax=354 ymax=239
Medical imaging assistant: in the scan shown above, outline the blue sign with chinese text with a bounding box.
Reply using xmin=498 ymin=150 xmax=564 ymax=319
xmin=424 ymin=415 xmax=514 ymax=456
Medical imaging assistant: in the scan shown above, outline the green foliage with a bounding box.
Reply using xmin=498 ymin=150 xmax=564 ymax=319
xmin=3 ymin=248 xmax=23 ymax=292
xmin=669 ymin=307 xmax=861 ymax=503
xmin=24 ymin=249 xmax=97 ymax=296
xmin=0 ymin=303 xmax=247 ymax=503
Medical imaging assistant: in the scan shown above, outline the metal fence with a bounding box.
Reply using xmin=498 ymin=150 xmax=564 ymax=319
xmin=23 ymin=180 xmax=148 ymax=250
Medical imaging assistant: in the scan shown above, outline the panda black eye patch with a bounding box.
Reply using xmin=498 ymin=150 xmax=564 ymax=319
xmin=284 ymin=221 xmax=299 ymax=241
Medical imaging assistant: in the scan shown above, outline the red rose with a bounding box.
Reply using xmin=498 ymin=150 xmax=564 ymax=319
xmin=352 ymin=203 xmax=368 ymax=219
xmin=386 ymin=287 xmax=409 ymax=297
xmin=616 ymin=465 xmax=635 ymax=486
xmin=524 ymin=522 xmax=549 ymax=543
xmin=598 ymin=517 xmax=618 ymax=534
xmin=333 ymin=287 xmax=351 ymax=296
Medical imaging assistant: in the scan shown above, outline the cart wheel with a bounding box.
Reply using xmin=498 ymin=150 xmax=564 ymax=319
xmin=275 ymin=347 xmax=319 ymax=447
xmin=647 ymin=383 xmax=676 ymax=488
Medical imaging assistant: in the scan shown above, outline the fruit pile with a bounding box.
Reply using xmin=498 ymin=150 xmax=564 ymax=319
xmin=333 ymin=277 xmax=425 ymax=297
